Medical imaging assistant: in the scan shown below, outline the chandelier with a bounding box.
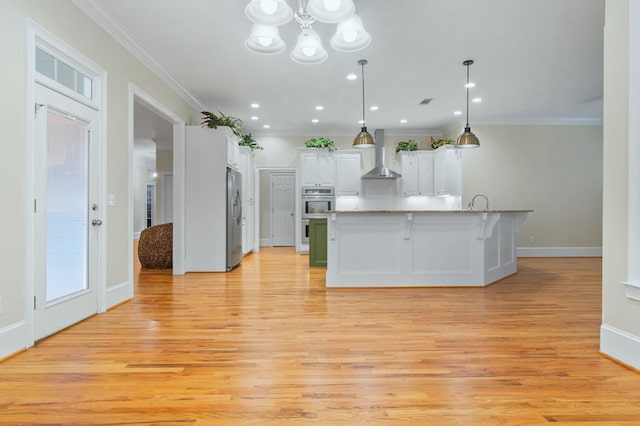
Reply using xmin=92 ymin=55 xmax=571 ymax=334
xmin=245 ymin=0 xmax=371 ymax=64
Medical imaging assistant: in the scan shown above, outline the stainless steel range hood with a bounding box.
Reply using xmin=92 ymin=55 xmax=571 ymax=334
xmin=362 ymin=129 xmax=401 ymax=179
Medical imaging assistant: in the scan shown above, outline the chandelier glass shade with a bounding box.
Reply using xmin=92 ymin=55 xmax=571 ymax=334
xmin=307 ymin=0 xmax=355 ymax=23
xmin=290 ymin=28 xmax=328 ymax=64
xmin=246 ymin=24 xmax=286 ymax=54
xmin=245 ymin=0 xmax=293 ymax=26
xmin=245 ymin=0 xmax=370 ymax=64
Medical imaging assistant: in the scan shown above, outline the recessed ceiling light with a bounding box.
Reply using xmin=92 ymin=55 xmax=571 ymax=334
xmin=312 ymin=119 xmax=319 ymax=123
xmin=465 ymin=82 xmax=476 ymax=89
xmin=250 ymin=116 xmax=259 ymax=120
xmin=400 ymin=119 xmax=408 ymax=124
xmin=263 ymin=124 xmax=270 ymax=128
xmin=472 ymin=97 xmax=482 ymax=103
xmin=315 ymin=105 xmax=324 ymax=111
xmin=347 ymin=73 xmax=358 ymax=80
xmin=453 ymin=110 xmax=462 ymax=115
xmin=251 ymin=103 xmax=260 ymax=108
xmin=370 ymin=105 xmax=379 ymax=111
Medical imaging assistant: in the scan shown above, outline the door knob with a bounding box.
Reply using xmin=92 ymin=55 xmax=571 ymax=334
xmin=92 ymin=219 xmax=103 ymax=226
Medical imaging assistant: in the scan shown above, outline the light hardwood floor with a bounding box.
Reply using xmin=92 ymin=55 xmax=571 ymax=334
xmin=1 ymin=248 xmax=639 ymax=424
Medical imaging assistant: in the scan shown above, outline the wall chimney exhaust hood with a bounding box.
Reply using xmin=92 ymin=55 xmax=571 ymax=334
xmin=362 ymin=129 xmax=401 ymax=179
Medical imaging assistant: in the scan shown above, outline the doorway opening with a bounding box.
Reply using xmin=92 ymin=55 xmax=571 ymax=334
xmin=258 ymin=168 xmax=297 ymax=247
xmin=129 ymin=85 xmax=186 ymax=288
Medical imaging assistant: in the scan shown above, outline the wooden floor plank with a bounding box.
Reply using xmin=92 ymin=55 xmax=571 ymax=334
xmin=1 ymin=248 xmax=638 ymax=424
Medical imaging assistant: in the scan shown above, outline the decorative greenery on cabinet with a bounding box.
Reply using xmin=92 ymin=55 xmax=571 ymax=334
xmin=430 ymin=137 xmax=455 ymax=149
xmin=239 ymin=133 xmax=263 ymax=150
xmin=201 ymin=111 xmax=243 ymax=137
xmin=395 ymin=139 xmax=418 ymax=153
xmin=305 ymin=137 xmax=336 ymax=151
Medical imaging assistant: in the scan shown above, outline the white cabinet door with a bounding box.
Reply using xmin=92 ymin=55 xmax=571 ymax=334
xmin=240 ymin=147 xmax=255 ymax=255
xmin=299 ymin=151 xmax=320 ymax=187
xmin=226 ymin=134 xmax=240 ymax=169
xmin=336 ymin=152 xmax=362 ymax=196
xmin=401 ymin=152 xmax=434 ymax=196
xmin=434 ymin=146 xmax=462 ymax=196
xmin=417 ymin=154 xmax=435 ymax=196
xmin=401 ymin=153 xmax=419 ymax=196
xmin=299 ymin=150 xmax=336 ymax=187
xmin=317 ymin=152 xmax=336 ymax=186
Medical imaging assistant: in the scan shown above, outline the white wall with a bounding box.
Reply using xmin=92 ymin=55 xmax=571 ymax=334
xmin=600 ymin=0 xmax=640 ymax=369
xmin=458 ymin=124 xmax=603 ymax=248
xmin=0 ymin=0 xmax=198 ymax=356
xmin=254 ymin=125 xmax=603 ymax=250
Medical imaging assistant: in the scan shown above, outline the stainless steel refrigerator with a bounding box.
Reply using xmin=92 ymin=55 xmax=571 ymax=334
xmin=226 ymin=167 xmax=243 ymax=271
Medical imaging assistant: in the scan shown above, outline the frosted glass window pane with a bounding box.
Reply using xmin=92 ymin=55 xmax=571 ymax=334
xmin=76 ymin=73 xmax=92 ymax=98
xmin=56 ymin=60 xmax=75 ymax=92
xmin=36 ymin=47 xmax=55 ymax=80
xmin=46 ymin=111 xmax=89 ymax=301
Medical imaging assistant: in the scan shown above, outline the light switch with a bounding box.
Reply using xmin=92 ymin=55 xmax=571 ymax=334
xmin=108 ymin=194 xmax=116 ymax=207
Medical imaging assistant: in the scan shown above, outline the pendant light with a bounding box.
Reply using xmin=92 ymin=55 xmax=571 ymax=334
xmin=353 ymin=59 xmax=375 ymax=148
xmin=456 ymin=59 xmax=480 ymax=149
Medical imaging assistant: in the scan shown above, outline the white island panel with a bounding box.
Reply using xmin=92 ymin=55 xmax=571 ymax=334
xmin=327 ymin=210 xmax=530 ymax=287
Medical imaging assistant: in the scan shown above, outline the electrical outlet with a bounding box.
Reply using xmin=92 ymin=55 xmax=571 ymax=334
xmin=529 ymin=236 xmax=535 ymax=245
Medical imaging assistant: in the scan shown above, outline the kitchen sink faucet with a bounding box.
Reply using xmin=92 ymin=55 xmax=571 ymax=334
xmin=468 ymin=193 xmax=490 ymax=211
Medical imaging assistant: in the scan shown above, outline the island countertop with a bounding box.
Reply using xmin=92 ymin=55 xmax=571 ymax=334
xmin=327 ymin=209 xmax=533 ymax=214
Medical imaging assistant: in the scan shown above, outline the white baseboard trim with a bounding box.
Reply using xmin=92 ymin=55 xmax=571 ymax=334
xmin=260 ymin=238 xmax=272 ymax=247
xmin=517 ymin=247 xmax=602 ymax=257
xmin=106 ymin=281 xmax=133 ymax=310
xmin=600 ymin=324 xmax=640 ymax=370
xmin=0 ymin=320 xmax=30 ymax=360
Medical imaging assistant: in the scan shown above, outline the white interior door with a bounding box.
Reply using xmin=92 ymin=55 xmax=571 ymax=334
xmin=33 ymin=83 xmax=100 ymax=340
xmin=271 ymin=173 xmax=295 ymax=246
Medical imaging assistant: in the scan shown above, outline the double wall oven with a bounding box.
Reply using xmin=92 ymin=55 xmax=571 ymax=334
xmin=301 ymin=186 xmax=334 ymax=245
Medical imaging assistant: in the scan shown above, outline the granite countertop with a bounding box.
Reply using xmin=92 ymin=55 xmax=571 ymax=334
xmin=327 ymin=210 xmax=533 ymax=214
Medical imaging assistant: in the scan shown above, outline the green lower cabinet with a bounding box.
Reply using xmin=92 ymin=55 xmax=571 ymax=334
xmin=309 ymin=218 xmax=328 ymax=267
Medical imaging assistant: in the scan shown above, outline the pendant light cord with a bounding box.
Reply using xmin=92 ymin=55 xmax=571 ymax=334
xmin=359 ymin=59 xmax=367 ymax=128
xmin=465 ymin=62 xmax=470 ymax=128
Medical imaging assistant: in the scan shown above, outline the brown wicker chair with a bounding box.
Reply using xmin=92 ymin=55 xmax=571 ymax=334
xmin=138 ymin=223 xmax=173 ymax=269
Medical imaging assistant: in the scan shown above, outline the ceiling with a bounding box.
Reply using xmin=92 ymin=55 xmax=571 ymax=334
xmin=79 ymin=0 xmax=605 ymax=137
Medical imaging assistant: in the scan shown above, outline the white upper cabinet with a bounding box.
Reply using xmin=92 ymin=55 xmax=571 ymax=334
xmin=336 ymin=152 xmax=362 ymax=196
xmin=401 ymin=152 xmax=434 ymax=196
xmin=401 ymin=146 xmax=462 ymax=197
xmin=226 ymin=133 xmax=241 ymax=170
xmin=434 ymin=146 xmax=462 ymax=196
xmin=299 ymin=149 xmax=336 ymax=187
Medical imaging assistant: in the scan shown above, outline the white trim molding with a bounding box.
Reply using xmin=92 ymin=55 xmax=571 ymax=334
xmin=0 ymin=321 xmax=29 ymax=360
xmin=106 ymin=281 xmax=133 ymax=310
xmin=516 ymin=247 xmax=602 ymax=257
xmin=628 ymin=0 xmax=640 ymax=300
xmin=600 ymin=324 xmax=640 ymax=371
xmin=622 ymin=282 xmax=640 ymax=302
xmin=72 ymin=0 xmax=206 ymax=112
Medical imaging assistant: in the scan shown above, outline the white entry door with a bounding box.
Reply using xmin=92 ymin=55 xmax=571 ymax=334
xmin=271 ymin=173 xmax=295 ymax=246
xmin=33 ymin=83 xmax=101 ymax=340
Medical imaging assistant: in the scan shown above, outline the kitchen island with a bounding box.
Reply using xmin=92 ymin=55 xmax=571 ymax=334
xmin=326 ymin=210 xmax=532 ymax=287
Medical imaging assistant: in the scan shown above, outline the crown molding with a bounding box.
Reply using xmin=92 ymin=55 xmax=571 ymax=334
xmin=473 ymin=117 xmax=603 ymax=126
xmin=72 ymin=0 xmax=207 ymax=112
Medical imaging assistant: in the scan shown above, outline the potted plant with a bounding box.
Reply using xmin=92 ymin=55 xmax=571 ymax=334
xmin=430 ymin=137 xmax=455 ymax=149
xmin=201 ymin=111 xmax=243 ymax=138
xmin=395 ymin=139 xmax=418 ymax=153
xmin=305 ymin=137 xmax=336 ymax=151
xmin=239 ymin=133 xmax=263 ymax=151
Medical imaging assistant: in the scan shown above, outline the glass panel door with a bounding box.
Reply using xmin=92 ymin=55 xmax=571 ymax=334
xmin=45 ymin=110 xmax=89 ymax=301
